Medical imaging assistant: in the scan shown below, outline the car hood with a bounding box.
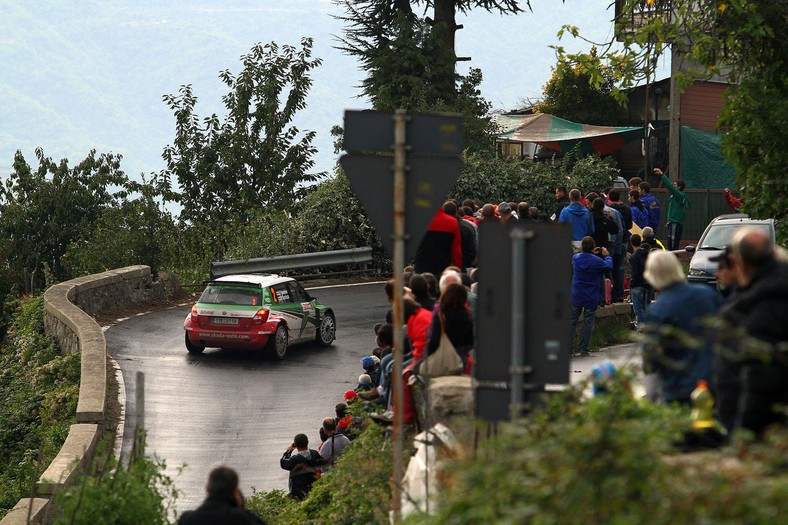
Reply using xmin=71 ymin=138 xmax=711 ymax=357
xmin=689 ymin=249 xmax=720 ymax=274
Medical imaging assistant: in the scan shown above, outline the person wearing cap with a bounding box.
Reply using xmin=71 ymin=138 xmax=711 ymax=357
xmin=360 ymin=355 xmax=380 ymax=386
xmin=710 ymin=246 xmax=736 ymax=298
xmin=640 ymin=251 xmax=722 ymax=405
xmin=318 ymin=417 xmax=351 ymax=472
xmin=559 ymin=189 xmax=595 ymax=253
xmin=355 ymin=374 xmax=373 ymax=393
xmin=497 ymin=201 xmax=517 ymax=224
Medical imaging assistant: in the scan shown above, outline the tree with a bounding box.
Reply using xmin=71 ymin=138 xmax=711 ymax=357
xmin=554 ymin=0 xmax=788 ymax=241
xmin=0 ymin=148 xmax=134 ymax=292
xmin=159 ymin=38 xmax=324 ymax=225
xmin=334 ymin=0 xmax=526 ymax=102
xmin=538 ymin=54 xmax=623 ymax=125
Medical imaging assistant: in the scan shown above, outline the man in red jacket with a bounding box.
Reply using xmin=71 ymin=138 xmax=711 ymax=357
xmin=413 ymin=205 xmax=462 ymax=277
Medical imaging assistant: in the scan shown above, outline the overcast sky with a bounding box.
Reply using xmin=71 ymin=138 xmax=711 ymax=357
xmin=0 ymin=0 xmax=669 ymax=180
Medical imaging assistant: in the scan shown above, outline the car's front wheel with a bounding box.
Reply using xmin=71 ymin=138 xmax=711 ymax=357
xmin=316 ymin=312 xmax=336 ymax=347
xmin=265 ymin=324 xmax=288 ymax=360
xmin=185 ymin=332 xmax=205 ymax=354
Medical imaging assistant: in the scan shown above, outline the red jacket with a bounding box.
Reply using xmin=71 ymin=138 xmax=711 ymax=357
xmin=413 ymin=209 xmax=463 ymax=276
xmin=407 ymin=308 xmax=433 ymax=362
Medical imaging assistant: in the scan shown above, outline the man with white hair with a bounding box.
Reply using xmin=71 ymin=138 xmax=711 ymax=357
xmin=641 ymin=250 xmax=722 ymax=405
xmin=715 ymin=226 xmax=788 ymax=437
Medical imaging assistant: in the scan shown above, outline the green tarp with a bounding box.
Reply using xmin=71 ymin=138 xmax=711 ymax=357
xmin=680 ymin=125 xmax=736 ymax=189
xmin=495 ymin=113 xmax=643 ymax=155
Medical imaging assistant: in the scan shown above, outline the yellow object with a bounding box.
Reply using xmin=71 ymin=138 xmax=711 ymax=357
xmin=629 ymin=222 xmax=643 ymax=237
xmin=690 ymin=380 xmax=715 ymax=429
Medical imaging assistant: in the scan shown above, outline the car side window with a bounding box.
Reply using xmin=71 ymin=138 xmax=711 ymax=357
xmin=271 ymin=283 xmax=292 ymax=304
xmin=287 ymin=281 xmax=311 ymax=303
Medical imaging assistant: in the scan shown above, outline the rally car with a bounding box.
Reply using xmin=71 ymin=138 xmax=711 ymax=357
xmin=183 ymin=274 xmax=336 ymax=359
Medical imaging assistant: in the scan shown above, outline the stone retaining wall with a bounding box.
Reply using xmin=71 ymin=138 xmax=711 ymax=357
xmin=1 ymin=266 xmax=180 ymax=525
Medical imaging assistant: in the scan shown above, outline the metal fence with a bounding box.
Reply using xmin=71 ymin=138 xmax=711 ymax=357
xmin=650 ymin=188 xmax=740 ymax=246
xmin=209 ymin=246 xmax=374 ymax=279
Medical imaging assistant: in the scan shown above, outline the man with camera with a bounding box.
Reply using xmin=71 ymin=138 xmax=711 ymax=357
xmin=569 ymin=236 xmax=613 ymax=356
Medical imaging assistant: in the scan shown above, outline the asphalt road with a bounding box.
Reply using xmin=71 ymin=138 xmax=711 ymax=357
xmin=106 ymin=281 xmax=390 ymax=512
xmin=106 ymin=279 xmax=643 ymax=513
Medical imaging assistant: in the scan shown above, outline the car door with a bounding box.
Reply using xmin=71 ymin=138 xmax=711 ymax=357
xmin=286 ymin=280 xmax=317 ymax=341
xmin=269 ymin=282 xmax=303 ymax=343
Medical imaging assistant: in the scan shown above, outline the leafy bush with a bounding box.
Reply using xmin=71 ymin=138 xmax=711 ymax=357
xmin=0 ymin=295 xmax=80 ymax=519
xmin=52 ymin=456 xmax=178 ymax=525
xmin=247 ymin=423 xmax=393 ymax=524
xmin=407 ymin=379 xmax=788 ymax=524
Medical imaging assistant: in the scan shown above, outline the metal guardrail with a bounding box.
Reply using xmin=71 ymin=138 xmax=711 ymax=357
xmin=210 ymin=246 xmax=374 ymax=279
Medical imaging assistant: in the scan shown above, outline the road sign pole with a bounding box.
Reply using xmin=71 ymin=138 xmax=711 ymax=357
xmin=391 ymin=108 xmax=407 ymax=524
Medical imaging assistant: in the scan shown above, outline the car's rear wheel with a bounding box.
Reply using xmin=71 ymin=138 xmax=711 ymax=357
xmin=316 ymin=312 xmax=336 ymax=347
xmin=185 ymin=332 xmax=205 ymax=354
xmin=266 ymin=324 xmax=288 ymax=360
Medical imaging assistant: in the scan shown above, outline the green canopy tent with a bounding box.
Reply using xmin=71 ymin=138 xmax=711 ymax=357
xmin=495 ymin=113 xmax=643 ymax=155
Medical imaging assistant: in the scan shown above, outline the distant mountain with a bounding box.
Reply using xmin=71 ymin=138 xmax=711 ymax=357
xmin=0 ymin=1 xmax=636 ymax=181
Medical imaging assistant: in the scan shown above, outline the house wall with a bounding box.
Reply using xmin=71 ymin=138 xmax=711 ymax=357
xmin=680 ymin=81 xmax=728 ymax=132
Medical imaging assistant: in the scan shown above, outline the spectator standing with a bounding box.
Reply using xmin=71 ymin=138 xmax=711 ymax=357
xmin=444 ymin=200 xmax=477 ymax=271
xmin=318 ymin=417 xmax=351 ymax=472
xmin=425 ymin=282 xmax=474 ymax=369
xmin=414 ymin=206 xmax=462 ymax=277
xmin=640 ymin=251 xmax=722 ymax=405
xmin=590 ymin=197 xmax=618 ymax=253
xmin=629 ymin=190 xmax=648 ymax=230
xmin=714 ymin=227 xmax=788 ymax=437
xmin=723 ymin=188 xmax=743 ymax=213
xmin=553 ymin=186 xmax=570 ymax=220
xmin=569 ymin=237 xmax=613 ymax=356
xmin=178 ymin=466 xmax=265 ymax=525
xmin=642 ymin=226 xmax=667 ymax=251
xmin=638 ymin=181 xmax=661 ymax=233
xmin=656 ymin=168 xmax=692 ymax=250
xmin=478 ymin=203 xmax=498 ymax=224
xmin=559 ymin=189 xmax=595 ymax=252
xmin=498 ymin=201 xmax=517 ymax=224
xmin=280 ymin=434 xmax=324 ymax=500
xmin=603 ymin=200 xmax=626 ymax=302
xmin=629 ymin=234 xmax=652 ymax=328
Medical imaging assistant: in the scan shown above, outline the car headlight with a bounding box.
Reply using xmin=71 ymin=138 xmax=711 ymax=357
xmin=688 ymin=268 xmax=713 ymax=277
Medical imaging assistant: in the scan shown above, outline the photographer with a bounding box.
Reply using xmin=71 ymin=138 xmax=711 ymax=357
xmin=569 ymin=236 xmax=613 ymax=356
xmin=280 ymin=433 xmax=325 ymax=499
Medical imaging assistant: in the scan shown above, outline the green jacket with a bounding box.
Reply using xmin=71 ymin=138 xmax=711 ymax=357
xmin=661 ymin=174 xmax=692 ymax=224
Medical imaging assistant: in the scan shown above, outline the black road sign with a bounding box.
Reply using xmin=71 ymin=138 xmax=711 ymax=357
xmin=340 ymin=154 xmax=464 ymax=262
xmin=343 ymin=110 xmax=463 ymax=157
xmin=339 ymin=110 xmax=464 ymax=262
xmin=474 ymin=220 xmax=573 ymax=422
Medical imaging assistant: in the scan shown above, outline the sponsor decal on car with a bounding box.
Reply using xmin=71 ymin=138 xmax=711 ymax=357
xmin=198 ymin=332 xmax=251 ymax=340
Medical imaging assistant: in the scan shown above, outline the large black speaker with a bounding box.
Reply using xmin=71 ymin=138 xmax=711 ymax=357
xmin=475 ymin=220 xmax=573 ymax=421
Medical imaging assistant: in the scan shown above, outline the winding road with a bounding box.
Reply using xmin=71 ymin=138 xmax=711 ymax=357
xmin=106 ymin=281 xmax=389 ymax=511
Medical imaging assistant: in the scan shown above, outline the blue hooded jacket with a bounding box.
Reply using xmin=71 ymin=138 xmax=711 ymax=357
xmin=559 ymin=202 xmax=594 ymax=241
xmin=571 ymin=252 xmax=612 ymax=309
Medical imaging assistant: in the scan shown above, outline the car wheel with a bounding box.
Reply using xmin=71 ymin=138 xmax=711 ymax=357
xmin=185 ymin=332 xmax=204 ymax=354
xmin=266 ymin=324 xmax=288 ymax=360
xmin=316 ymin=312 xmax=336 ymax=347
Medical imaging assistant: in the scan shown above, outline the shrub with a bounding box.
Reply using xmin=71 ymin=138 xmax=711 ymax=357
xmin=52 ymin=456 xmax=178 ymax=525
xmin=0 ymin=295 xmax=80 ymax=519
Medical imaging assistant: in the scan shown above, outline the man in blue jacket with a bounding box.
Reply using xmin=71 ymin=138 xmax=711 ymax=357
xmin=570 ymin=236 xmax=613 ymax=356
xmin=559 ymin=188 xmax=594 ymax=253
xmin=638 ymin=181 xmax=661 ymax=233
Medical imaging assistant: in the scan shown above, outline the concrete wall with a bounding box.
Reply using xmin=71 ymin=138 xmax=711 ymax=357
xmin=1 ymin=266 xmax=180 ymax=525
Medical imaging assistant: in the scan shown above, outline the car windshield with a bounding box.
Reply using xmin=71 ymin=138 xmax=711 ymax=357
xmin=700 ymin=223 xmax=772 ymax=250
xmin=199 ymin=285 xmax=263 ymax=306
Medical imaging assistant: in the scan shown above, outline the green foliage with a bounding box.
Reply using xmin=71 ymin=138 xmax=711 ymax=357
xmin=718 ymin=77 xmax=788 ymax=244
xmin=159 ymin=38 xmax=325 ymax=226
xmin=450 ymin=150 xmax=619 ymax=219
xmin=410 ymin=381 xmax=788 ymax=524
xmin=538 ymin=57 xmax=623 ymax=125
xmin=247 ymin=423 xmax=392 ymax=524
xmin=52 ymin=456 xmax=178 ymax=525
xmin=62 ymin=183 xmax=178 ymax=276
xmin=0 ymin=295 xmax=79 ymax=519
xmin=0 ymin=148 xmax=137 ymax=292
